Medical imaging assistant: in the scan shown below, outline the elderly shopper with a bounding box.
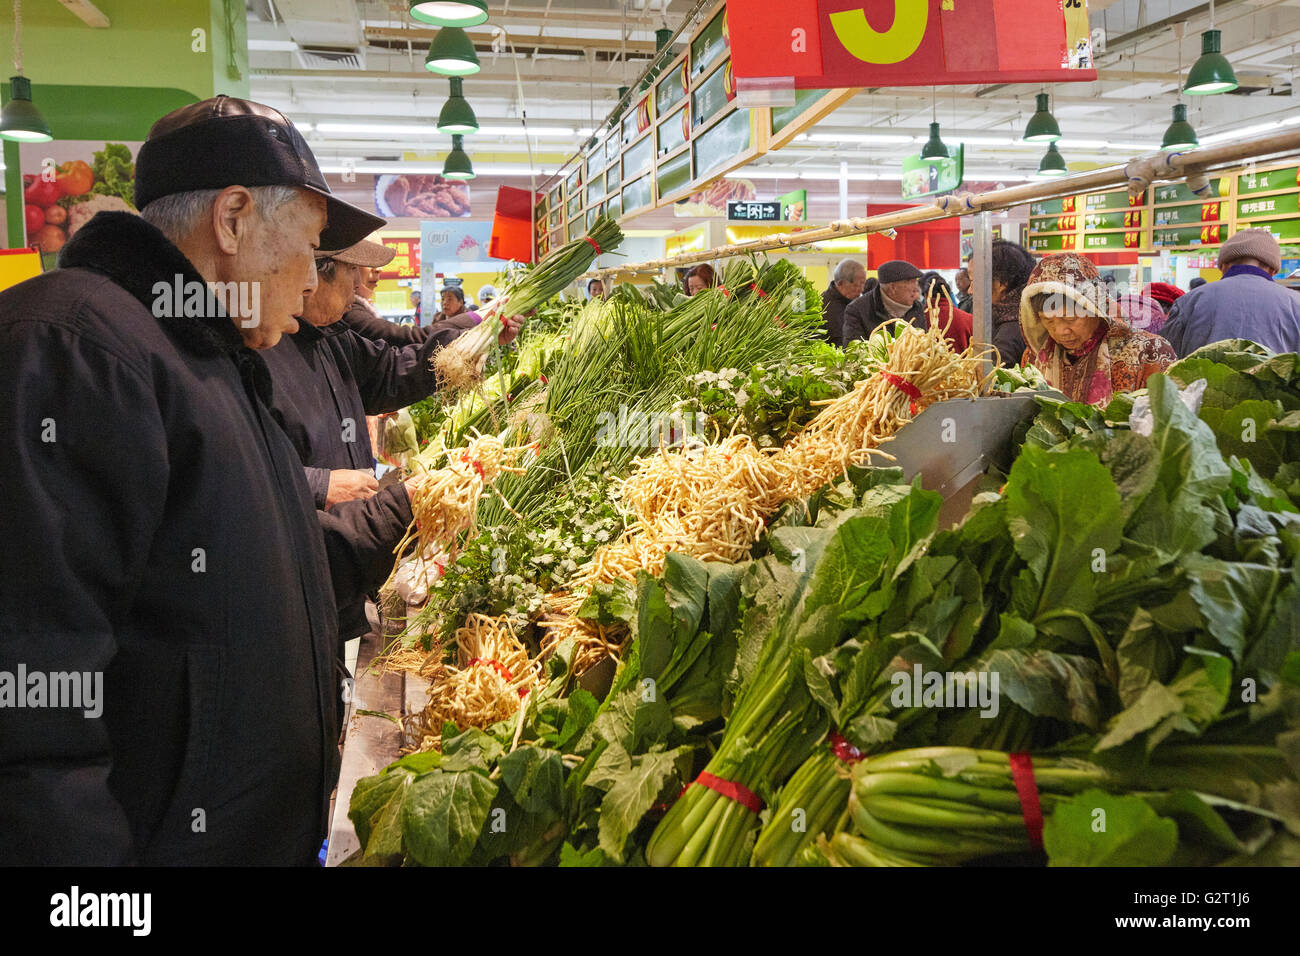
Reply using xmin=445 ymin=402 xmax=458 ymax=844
xmin=1020 ymin=253 xmax=1176 ymax=405
xmin=822 ymin=258 xmax=866 ymax=345
xmin=970 ymin=240 xmax=1036 ymax=367
xmin=686 ymin=264 xmax=718 ymax=296
xmin=841 ymin=259 xmax=927 ymax=344
xmin=0 ymin=96 xmax=388 ymax=865
xmin=262 ymin=239 xmax=522 ymax=642
xmin=921 ymin=272 xmax=973 ymax=352
xmin=1161 ymin=229 xmax=1300 ymax=356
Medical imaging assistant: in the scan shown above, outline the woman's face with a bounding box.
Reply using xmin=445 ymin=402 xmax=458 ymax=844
xmin=687 ymin=275 xmax=707 ymax=296
xmin=441 ymin=290 xmax=464 ymax=315
xmin=1038 ymin=308 xmax=1103 ymax=351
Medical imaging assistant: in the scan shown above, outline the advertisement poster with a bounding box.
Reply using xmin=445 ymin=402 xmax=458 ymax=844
xmin=727 ymin=0 xmax=1097 ymax=90
xmin=675 ymin=177 xmax=758 ymax=217
xmin=375 ymin=173 xmax=472 ymax=218
xmin=378 ymin=237 xmax=421 ymax=279
xmin=19 ymin=141 xmax=140 ymax=257
xmin=901 ymin=145 xmax=965 ymax=199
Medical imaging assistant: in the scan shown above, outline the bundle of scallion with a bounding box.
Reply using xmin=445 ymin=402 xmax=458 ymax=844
xmin=825 ymin=745 xmax=1298 ymax=867
xmin=434 ymin=216 xmax=623 ymax=389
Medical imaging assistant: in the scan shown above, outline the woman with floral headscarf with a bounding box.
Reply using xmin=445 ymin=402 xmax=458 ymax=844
xmin=1019 ymin=253 xmax=1176 ymax=405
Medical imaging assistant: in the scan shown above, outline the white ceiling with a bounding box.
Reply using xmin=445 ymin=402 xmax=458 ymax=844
xmin=246 ymin=0 xmax=1300 ymax=224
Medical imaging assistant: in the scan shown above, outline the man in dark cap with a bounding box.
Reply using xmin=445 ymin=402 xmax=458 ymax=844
xmin=841 ymin=259 xmax=927 ymax=344
xmin=0 ymin=96 xmax=390 ymax=865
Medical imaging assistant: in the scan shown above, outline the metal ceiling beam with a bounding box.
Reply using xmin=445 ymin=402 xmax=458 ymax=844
xmin=363 ymin=26 xmax=660 ymax=55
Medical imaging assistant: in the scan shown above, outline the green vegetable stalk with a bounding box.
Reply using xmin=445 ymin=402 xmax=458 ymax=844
xmin=752 ymin=746 xmax=849 ymax=867
xmin=435 ymin=217 xmax=623 ymax=389
xmin=645 ymin=655 xmax=827 ymax=867
xmin=832 ymin=745 xmax=1297 ymax=866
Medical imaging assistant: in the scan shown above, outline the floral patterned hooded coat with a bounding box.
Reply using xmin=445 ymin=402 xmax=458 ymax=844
xmin=1019 ymin=253 xmax=1176 ymax=406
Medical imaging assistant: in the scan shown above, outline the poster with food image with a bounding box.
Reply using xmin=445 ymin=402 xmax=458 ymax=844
xmin=674 ymin=177 xmax=757 ymax=217
xmin=19 ymin=141 xmax=140 ymax=256
xmin=375 ymin=173 xmax=471 ymax=218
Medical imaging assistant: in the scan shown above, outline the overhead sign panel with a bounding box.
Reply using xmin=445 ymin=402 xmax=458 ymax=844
xmin=727 ymin=0 xmax=1097 ymax=90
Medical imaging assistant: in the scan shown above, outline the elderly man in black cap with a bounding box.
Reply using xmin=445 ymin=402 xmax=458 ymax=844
xmin=841 ymin=259 xmax=927 ymax=345
xmin=0 ymin=96 xmax=394 ymax=866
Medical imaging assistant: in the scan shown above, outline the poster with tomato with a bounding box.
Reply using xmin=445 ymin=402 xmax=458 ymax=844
xmin=19 ymin=141 xmax=140 ymax=257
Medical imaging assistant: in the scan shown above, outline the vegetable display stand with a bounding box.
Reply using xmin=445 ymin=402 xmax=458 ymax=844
xmin=881 ymin=394 xmax=1043 ymax=528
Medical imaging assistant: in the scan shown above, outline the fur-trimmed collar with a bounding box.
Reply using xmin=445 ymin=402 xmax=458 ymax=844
xmin=58 ymin=212 xmax=273 ymax=401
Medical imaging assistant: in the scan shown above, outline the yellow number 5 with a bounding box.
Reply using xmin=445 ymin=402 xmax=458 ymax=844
xmin=829 ymin=1 xmax=930 ymax=65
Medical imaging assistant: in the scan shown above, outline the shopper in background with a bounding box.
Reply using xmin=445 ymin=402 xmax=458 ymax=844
xmin=479 ymin=284 xmax=498 ymax=306
xmin=1020 ymin=253 xmax=1175 ymax=405
xmin=1161 ymin=229 xmax=1300 ymax=356
xmin=970 ymin=239 xmax=1036 ymax=367
xmin=821 ymin=258 xmax=866 ymax=345
xmin=686 ymin=263 xmax=717 ymax=296
xmin=841 ymin=259 xmax=927 ymax=344
xmin=428 ymin=285 xmax=481 ymax=335
xmin=1188 ymin=277 xmax=1208 ymax=290
xmin=410 ymin=288 xmax=423 ymax=324
xmin=955 ymin=267 xmax=974 ymax=313
xmin=0 ymin=95 xmax=389 ymax=866
xmin=1116 ymin=290 xmax=1169 ymax=336
xmin=1143 ymin=281 xmax=1184 ymax=316
xmin=588 ymin=277 xmax=607 ymax=300
xmin=920 ymin=271 xmax=973 ymax=352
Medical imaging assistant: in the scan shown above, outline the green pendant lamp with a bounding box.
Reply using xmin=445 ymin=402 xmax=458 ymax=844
xmin=1184 ymin=29 xmax=1238 ymax=95
xmin=1 ymin=3 xmax=51 ymax=143
xmin=1 ymin=75 xmax=51 ymax=142
xmin=437 ymin=77 xmax=478 ymax=134
xmin=408 ymin=1 xmax=488 ymax=27
xmin=442 ymin=134 xmax=475 ymax=180
xmin=919 ymin=121 xmax=949 ymax=159
xmin=1023 ymin=92 xmax=1061 ymax=143
xmin=425 ymin=27 xmax=481 ymax=76
xmin=1037 ymin=143 xmax=1068 ymax=177
xmin=1161 ymin=103 xmax=1199 ymax=150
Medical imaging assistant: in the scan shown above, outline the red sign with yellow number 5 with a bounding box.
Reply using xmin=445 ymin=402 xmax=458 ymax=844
xmin=728 ymin=0 xmax=1097 ymax=90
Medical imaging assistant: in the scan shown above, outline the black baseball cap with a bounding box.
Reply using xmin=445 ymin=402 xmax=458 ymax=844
xmin=134 ymin=95 xmax=385 ymax=250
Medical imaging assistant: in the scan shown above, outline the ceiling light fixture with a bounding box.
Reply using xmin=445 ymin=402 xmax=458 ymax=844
xmin=1185 ymin=2 xmax=1238 ymax=95
xmin=425 ymin=27 xmax=481 ymax=76
xmin=442 ymin=133 xmax=476 ymax=179
xmin=437 ymin=77 xmax=478 ymax=134
xmin=408 ymin=0 xmax=489 ymax=28
xmin=1161 ymin=104 xmax=1199 ymax=151
xmin=0 ymin=1 xmax=51 ymax=143
xmin=1023 ymin=92 xmax=1062 ymax=143
xmin=1037 ymin=143 xmax=1068 ymax=177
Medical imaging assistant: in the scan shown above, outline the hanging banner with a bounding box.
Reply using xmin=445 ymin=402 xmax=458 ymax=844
xmin=727 ymin=0 xmax=1097 ymax=90
xmin=901 ymin=145 xmax=965 ymax=199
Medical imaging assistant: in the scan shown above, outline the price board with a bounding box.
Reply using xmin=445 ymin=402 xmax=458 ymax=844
xmin=1028 ymin=196 xmax=1080 ymax=217
xmin=1237 ymin=165 xmax=1300 ymax=195
xmin=1251 ymin=218 xmax=1300 ymax=243
xmin=1080 ymin=230 xmax=1143 ymax=251
xmin=1083 ymin=209 xmax=1143 ymax=230
xmin=1029 ymin=214 xmax=1079 ymax=233
xmin=1237 ymin=193 xmax=1300 ymax=221
xmin=1027 ymin=233 xmax=1079 ymax=253
xmin=1085 ymin=189 xmax=1142 ymax=211
xmin=1153 ymin=201 xmax=1224 ymax=227
xmin=1154 ymin=181 xmax=1221 ymax=204
xmin=1152 ymin=224 xmax=1223 ymax=248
